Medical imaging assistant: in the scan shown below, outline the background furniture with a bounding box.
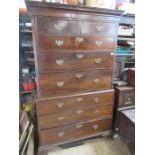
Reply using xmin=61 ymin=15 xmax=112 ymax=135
xmin=119 ymin=109 xmax=135 ymax=154
xmin=19 ymin=11 xmax=36 ymax=108
xmin=114 ymin=14 xmax=135 ymax=83
xmin=112 ymin=86 xmax=135 ymax=131
xmin=19 ymin=10 xmax=37 ymax=155
xmin=26 ymin=1 xmax=122 ymax=154
xmin=112 ymin=14 xmax=135 ymax=137
xmin=127 ymin=69 xmax=135 ymax=87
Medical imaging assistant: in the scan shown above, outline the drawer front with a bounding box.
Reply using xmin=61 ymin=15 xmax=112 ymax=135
xmin=38 ymin=69 xmax=112 ymax=97
xmin=39 ymin=117 xmax=112 ymax=146
xmin=38 ymin=52 xmax=114 ymax=73
xmin=119 ymin=92 xmax=135 ymax=107
xmin=80 ymin=21 xmax=117 ymax=35
xmin=38 ymin=103 xmax=113 ymax=129
xmin=36 ymin=16 xmax=117 ymax=36
xmin=36 ymin=90 xmax=114 ymax=115
xmin=37 ymin=16 xmax=80 ymax=34
xmin=38 ymin=35 xmax=115 ymax=51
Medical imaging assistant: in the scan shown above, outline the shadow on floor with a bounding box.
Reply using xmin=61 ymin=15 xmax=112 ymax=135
xmin=47 ymin=136 xmax=133 ymax=155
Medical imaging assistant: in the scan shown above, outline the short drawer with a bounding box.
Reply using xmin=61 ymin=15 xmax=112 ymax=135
xmin=38 ymin=69 xmax=112 ymax=97
xmin=119 ymin=91 xmax=135 ymax=107
xmin=37 ymin=103 xmax=113 ymax=129
xmin=36 ymin=90 xmax=114 ymax=115
xmin=80 ymin=21 xmax=117 ymax=35
xmin=39 ymin=116 xmax=112 ymax=146
xmin=37 ymin=51 xmax=114 ymax=73
xmin=37 ymin=35 xmax=115 ymax=51
xmin=37 ymin=16 xmax=80 ymax=34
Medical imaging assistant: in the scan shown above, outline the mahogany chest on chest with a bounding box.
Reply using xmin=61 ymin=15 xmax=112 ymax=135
xmin=26 ymin=1 xmax=122 ymax=153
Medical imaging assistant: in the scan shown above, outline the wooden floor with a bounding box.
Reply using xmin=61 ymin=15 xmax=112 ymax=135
xmin=47 ymin=136 xmax=133 ymax=155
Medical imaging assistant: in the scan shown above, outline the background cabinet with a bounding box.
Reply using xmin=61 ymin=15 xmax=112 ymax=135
xmin=114 ymin=14 xmax=135 ymax=84
xmin=19 ymin=11 xmax=36 ymax=109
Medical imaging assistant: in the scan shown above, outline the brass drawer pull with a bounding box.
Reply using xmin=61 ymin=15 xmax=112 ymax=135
xmin=95 ymin=40 xmax=103 ymax=47
xmin=75 ymin=73 xmax=84 ymax=79
xmin=125 ymin=101 xmax=132 ymax=105
xmin=58 ymin=131 xmax=65 ymax=137
xmin=57 ymin=81 xmax=64 ymax=87
xmin=94 ymin=110 xmax=99 ymax=114
xmin=95 ymin=58 xmax=102 ymax=64
xmin=93 ymin=124 xmax=99 ymax=129
xmin=127 ymin=97 xmax=131 ymax=101
xmin=93 ymin=78 xmax=100 ymax=84
xmin=76 ymin=37 xmax=84 ymax=43
xmin=76 ymin=97 xmax=83 ymax=103
xmin=57 ymin=102 xmax=64 ymax=108
xmin=76 ymin=124 xmax=83 ymax=129
xmin=76 ymin=109 xmax=83 ymax=114
xmin=96 ymin=26 xmax=103 ymax=32
xmin=55 ymin=40 xmax=63 ymax=46
xmin=54 ymin=20 xmax=67 ymax=31
xmin=76 ymin=53 xmax=84 ymax=60
xmin=124 ymin=95 xmax=132 ymax=101
xmin=56 ymin=59 xmax=64 ymax=66
xmin=93 ymin=97 xmax=100 ymax=103
xmin=57 ymin=116 xmax=65 ymax=121
xmin=124 ymin=95 xmax=132 ymax=104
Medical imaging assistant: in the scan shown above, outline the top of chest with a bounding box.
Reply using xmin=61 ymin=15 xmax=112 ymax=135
xmin=115 ymin=86 xmax=135 ymax=93
xmin=26 ymin=1 xmax=122 ymax=22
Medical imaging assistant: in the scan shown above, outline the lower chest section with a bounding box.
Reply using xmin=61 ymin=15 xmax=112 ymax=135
xmin=36 ymin=90 xmax=114 ymax=146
